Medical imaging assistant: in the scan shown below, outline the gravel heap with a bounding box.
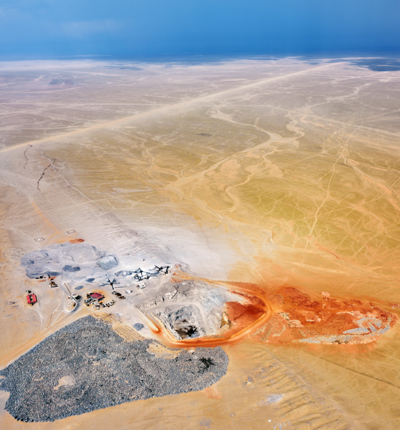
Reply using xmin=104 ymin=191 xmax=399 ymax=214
xmin=0 ymin=316 xmax=228 ymax=422
xmin=20 ymin=242 xmax=115 ymax=281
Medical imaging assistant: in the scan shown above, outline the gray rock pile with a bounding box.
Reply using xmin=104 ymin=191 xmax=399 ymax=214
xmin=0 ymin=316 xmax=228 ymax=422
xmin=20 ymin=242 xmax=170 ymax=287
xmin=21 ymin=242 xmax=113 ymax=281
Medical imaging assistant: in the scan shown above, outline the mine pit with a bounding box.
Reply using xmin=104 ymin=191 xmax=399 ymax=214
xmin=18 ymin=241 xmax=396 ymax=349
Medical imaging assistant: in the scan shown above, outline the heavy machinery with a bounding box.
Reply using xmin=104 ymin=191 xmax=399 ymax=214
xmin=26 ymin=290 xmax=37 ymax=305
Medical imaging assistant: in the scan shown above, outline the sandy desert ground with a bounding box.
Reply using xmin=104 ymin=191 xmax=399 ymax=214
xmin=0 ymin=57 xmax=400 ymax=429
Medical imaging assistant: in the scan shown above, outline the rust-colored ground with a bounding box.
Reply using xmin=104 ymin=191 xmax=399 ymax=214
xmin=254 ymin=285 xmax=396 ymax=345
xmin=69 ymin=238 xmax=84 ymax=244
xmin=147 ymin=272 xmax=396 ymax=350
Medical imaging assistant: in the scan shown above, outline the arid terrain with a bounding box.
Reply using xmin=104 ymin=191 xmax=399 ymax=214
xmin=0 ymin=57 xmax=400 ymax=429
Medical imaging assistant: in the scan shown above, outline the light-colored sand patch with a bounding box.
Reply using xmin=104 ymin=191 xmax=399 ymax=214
xmin=54 ymin=376 xmax=75 ymax=391
xmin=146 ymin=342 xmax=182 ymax=359
xmin=112 ymin=324 xmax=144 ymax=342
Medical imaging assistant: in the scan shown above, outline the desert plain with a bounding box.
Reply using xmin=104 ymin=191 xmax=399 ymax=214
xmin=0 ymin=57 xmax=400 ymax=429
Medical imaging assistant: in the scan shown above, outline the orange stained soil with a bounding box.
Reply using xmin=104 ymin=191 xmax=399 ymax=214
xmin=151 ymin=271 xmax=396 ymax=349
xmin=223 ymin=300 xmax=265 ymax=335
xmin=37 ymin=276 xmax=56 ymax=282
xmin=148 ymin=274 xmax=272 ymax=348
xmin=202 ymin=385 xmax=222 ymax=400
xmin=253 ymin=286 xmax=397 ymax=345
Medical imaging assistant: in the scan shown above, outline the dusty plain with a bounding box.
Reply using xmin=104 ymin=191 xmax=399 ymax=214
xmin=0 ymin=57 xmax=400 ymax=429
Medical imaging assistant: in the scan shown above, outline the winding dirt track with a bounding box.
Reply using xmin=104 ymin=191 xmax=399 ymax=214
xmin=0 ymin=63 xmax=336 ymax=154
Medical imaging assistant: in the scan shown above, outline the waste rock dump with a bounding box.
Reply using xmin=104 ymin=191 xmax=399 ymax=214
xmin=20 ymin=241 xmax=171 ymax=291
xmin=0 ymin=316 xmax=229 ymax=422
xmin=21 ymin=242 xmax=118 ymax=282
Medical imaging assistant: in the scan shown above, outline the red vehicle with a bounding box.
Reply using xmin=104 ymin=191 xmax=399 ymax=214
xmin=27 ymin=293 xmax=37 ymax=305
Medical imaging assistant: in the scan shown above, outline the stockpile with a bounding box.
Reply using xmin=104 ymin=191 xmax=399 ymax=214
xmin=0 ymin=316 xmax=229 ymax=422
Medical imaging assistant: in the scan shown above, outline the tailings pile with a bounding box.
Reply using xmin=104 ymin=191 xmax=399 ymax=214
xmin=0 ymin=316 xmax=229 ymax=422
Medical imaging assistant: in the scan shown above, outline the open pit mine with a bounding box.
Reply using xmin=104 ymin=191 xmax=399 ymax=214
xmin=1 ymin=57 xmax=400 ymax=430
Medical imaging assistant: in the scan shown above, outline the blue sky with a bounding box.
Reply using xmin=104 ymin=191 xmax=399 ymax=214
xmin=0 ymin=0 xmax=399 ymax=59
